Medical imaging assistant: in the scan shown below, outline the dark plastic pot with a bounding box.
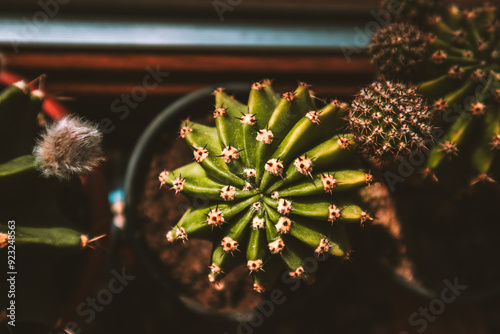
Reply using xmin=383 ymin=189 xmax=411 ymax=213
xmin=123 ymin=83 xmax=346 ymax=329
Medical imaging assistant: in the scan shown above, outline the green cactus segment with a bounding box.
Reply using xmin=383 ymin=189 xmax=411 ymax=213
xmin=289 ymin=219 xmax=350 ymax=257
xmin=0 ymin=225 xmax=84 ymax=249
xmin=266 ymin=134 xmax=355 ymax=193
xmin=370 ymin=2 xmax=500 ymax=184
xmin=277 ymin=170 xmax=368 ymax=197
xmin=471 ymin=106 xmax=500 ymax=179
xmin=168 ymin=194 xmax=260 ymax=242
xmin=263 ymin=204 xmax=349 ymax=257
xmin=159 ymin=162 xmax=257 ymax=200
xmin=181 ymin=121 xmax=246 ymax=187
xmin=243 ymin=82 xmax=280 ymax=167
xmin=418 ymin=73 xmax=465 ymax=99
xmin=427 ymin=74 xmax=495 ymax=173
xmin=246 ymin=225 xmax=267 ymax=261
xmin=248 ymin=82 xmax=280 ymax=127
xmin=213 ymin=90 xmax=247 ymax=172
xmin=427 ymin=110 xmax=473 ymax=170
xmin=255 ymin=85 xmax=315 ymax=183
xmin=263 ymin=197 xmax=364 ymax=224
xmin=280 ymin=237 xmax=308 ymax=278
xmin=214 ymin=90 xmax=247 ymax=147
xmin=270 ymin=102 xmax=346 ymax=165
xmin=259 ymin=102 xmax=348 ymax=191
xmin=162 ymin=81 xmax=368 ymax=292
xmin=0 ymin=154 xmax=37 ymax=177
xmin=208 ymin=208 xmax=254 ymax=281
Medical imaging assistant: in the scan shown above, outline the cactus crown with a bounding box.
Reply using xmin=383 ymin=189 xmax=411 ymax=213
xmin=370 ymin=23 xmax=431 ymax=77
xmin=348 ymin=81 xmax=433 ymax=160
xmin=159 ymin=81 xmax=371 ymax=292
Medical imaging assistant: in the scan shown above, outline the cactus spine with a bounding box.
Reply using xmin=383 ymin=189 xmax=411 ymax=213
xmin=159 ymin=81 xmax=372 ymax=292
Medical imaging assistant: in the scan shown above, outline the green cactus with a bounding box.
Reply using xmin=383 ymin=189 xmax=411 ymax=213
xmin=0 ymin=80 xmax=104 ymax=330
xmin=370 ymin=2 xmax=500 ymax=185
xmin=159 ymin=81 xmax=372 ymax=292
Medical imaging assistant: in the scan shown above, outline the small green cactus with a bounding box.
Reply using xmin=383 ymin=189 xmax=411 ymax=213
xmin=159 ymin=81 xmax=372 ymax=292
xmin=0 ymin=79 xmax=104 ymax=329
xmin=370 ymin=2 xmax=500 ymax=185
xmin=348 ymin=80 xmax=433 ymax=161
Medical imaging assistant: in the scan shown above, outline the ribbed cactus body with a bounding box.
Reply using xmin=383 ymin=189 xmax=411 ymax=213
xmin=370 ymin=2 xmax=500 ymax=184
xmin=159 ymin=82 xmax=371 ymax=292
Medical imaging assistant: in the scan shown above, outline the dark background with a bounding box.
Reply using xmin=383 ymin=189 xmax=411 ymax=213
xmin=1 ymin=0 xmax=498 ymax=333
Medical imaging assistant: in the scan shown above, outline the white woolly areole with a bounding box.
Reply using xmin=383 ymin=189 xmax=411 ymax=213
xmin=277 ymin=199 xmax=292 ymax=215
xmin=206 ymin=208 xmax=225 ymax=227
xmin=315 ymin=238 xmax=330 ymax=255
xmin=220 ymin=185 xmax=236 ymax=201
xmin=294 ymin=156 xmax=313 ymax=175
xmin=251 ymin=216 xmax=265 ymax=229
xmin=220 ymin=146 xmax=240 ymax=163
xmin=247 ymin=260 xmax=264 ymax=272
xmin=328 ymin=204 xmax=341 ymax=222
xmin=256 ymin=129 xmax=274 ymax=144
xmin=268 ymin=238 xmax=284 ymax=254
xmin=275 ymin=216 xmax=292 ymax=234
xmin=193 ymin=146 xmax=209 ymax=162
xmin=265 ymin=159 xmax=283 ymax=176
xmin=221 ymin=236 xmax=239 ymax=253
xmin=34 ymin=116 xmax=103 ymax=180
xmin=158 ymin=170 xmax=169 ymax=187
xmin=240 ymin=113 xmax=256 ymax=125
xmin=244 ymin=168 xmax=256 ymax=178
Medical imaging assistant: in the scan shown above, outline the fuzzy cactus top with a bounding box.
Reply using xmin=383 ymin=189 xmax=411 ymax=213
xmin=159 ymin=81 xmax=372 ymax=292
xmin=34 ymin=115 xmax=104 ymax=180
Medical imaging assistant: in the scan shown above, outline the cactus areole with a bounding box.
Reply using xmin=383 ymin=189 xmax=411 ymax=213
xmin=158 ymin=82 xmax=372 ymax=292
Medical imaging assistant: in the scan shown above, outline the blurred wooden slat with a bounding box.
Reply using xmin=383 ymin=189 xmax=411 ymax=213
xmin=2 ymin=51 xmax=373 ymax=97
xmin=35 ymin=82 xmax=360 ymax=97
xmin=3 ymin=52 xmax=372 ymax=73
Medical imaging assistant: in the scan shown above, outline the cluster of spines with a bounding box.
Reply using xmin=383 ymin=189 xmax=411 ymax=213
xmin=369 ymin=22 xmax=431 ymax=77
xmin=348 ymin=81 xmax=433 ymax=160
xmin=370 ymin=1 xmax=500 ymax=184
xmin=159 ymin=81 xmax=372 ymax=292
